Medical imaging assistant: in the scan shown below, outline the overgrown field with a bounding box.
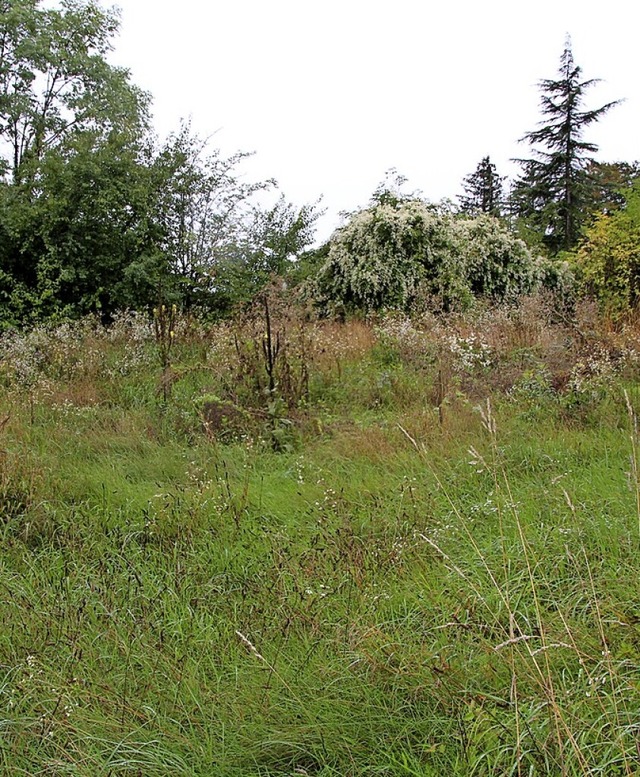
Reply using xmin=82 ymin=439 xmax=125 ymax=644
xmin=2 ymin=296 xmax=640 ymax=775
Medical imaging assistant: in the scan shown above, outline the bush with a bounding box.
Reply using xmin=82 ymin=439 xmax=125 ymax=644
xmin=314 ymin=198 xmax=540 ymax=313
xmin=458 ymin=214 xmax=538 ymax=300
xmin=571 ymin=181 xmax=640 ymax=316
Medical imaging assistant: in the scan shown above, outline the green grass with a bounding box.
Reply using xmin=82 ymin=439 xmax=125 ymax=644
xmin=1 ymin=307 xmax=640 ymax=774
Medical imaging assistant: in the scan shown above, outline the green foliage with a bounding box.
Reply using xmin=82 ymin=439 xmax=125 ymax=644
xmin=458 ymin=155 xmax=505 ymax=216
xmin=314 ymin=197 xmax=539 ymax=312
xmin=22 ymin=131 xmax=160 ymax=318
xmin=0 ymin=113 xmax=318 ymax=324
xmin=512 ymin=37 xmax=620 ymax=253
xmin=212 ymin=194 xmax=321 ymax=314
xmin=132 ymin=123 xmax=319 ymax=317
xmin=148 ymin=124 xmax=271 ymax=312
xmin=0 ymin=0 xmax=149 ymax=183
xmin=584 ymin=160 xmax=640 ymax=217
xmin=0 ymin=0 xmax=154 ymax=322
xmin=0 ymin=9 xmax=319 ymax=325
xmin=571 ymin=180 xmax=640 ymax=315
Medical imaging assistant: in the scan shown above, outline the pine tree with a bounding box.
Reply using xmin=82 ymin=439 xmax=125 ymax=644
xmin=459 ymin=156 xmax=504 ymax=216
xmin=512 ymin=37 xmax=620 ymax=253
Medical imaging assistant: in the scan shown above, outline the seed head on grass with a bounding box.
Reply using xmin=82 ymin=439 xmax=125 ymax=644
xmin=235 ymin=631 xmax=266 ymax=663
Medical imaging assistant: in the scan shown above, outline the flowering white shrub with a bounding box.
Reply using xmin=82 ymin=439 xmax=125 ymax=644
xmin=456 ymin=214 xmax=538 ymax=301
xmin=316 ymin=200 xmax=465 ymax=311
xmin=315 ymin=199 xmax=540 ymax=312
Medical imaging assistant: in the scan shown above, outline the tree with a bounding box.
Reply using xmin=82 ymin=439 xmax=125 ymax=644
xmin=512 ymin=37 xmax=620 ymax=254
xmin=34 ymin=131 xmax=161 ymax=316
xmin=583 ymin=160 xmax=640 ymax=216
xmin=572 ymin=179 xmax=640 ymax=315
xmin=0 ymin=127 xmax=163 ymax=322
xmin=0 ymin=4 xmax=319 ymax=324
xmin=227 ymin=195 xmax=321 ymax=297
xmin=459 ymin=156 xmax=504 ymax=216
xmin=150 ymin=124 xmax=319 ymax=314
xmin=0 ymin=0 xmax=152 ymax=323
xmin=0 ymin=0 xmax=148 ymax=184
xmin=148 ymin=124 xmax=271 ymax=309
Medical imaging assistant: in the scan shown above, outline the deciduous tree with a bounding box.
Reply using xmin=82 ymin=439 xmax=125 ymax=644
xmin=0 ymin=0 xmax=148 ymax=184
xmin=0 ymin=3 xmax=319 ymax=324
xmin=584 ymin=160 xmax=640 ymax=216
xmin=150 ymin=124 xmax=319 ymax=313
xmin=572 ymin=180 xmax=640 ymax=315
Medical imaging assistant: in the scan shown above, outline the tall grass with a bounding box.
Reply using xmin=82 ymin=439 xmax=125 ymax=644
xmin=0 ymin=296 xmax=639 ymax=774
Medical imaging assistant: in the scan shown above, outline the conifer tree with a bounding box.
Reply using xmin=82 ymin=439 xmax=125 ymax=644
xmin=459 ymin=156 xmax=504 ymax=216
xmin=512 ymin=37 xmax=619 ymax=253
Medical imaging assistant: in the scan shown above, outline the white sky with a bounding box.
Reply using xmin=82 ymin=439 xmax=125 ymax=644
xmin=110 ymin=0 xmax=639 ymax=242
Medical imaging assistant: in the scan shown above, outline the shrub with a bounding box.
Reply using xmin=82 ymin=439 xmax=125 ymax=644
xmin=458 ymin=214 xmax=538 ymax=300
xmin=571 ymin=182 xmax=640 ymax=316
xmin=314 ymin=198 xmax=540 ymax=313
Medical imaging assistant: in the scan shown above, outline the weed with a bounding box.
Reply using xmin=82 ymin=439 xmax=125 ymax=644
xmin=0 ymin=302 xmax=639 ymax=773
xmin=153 ymin=303 xmax=178 ymax=404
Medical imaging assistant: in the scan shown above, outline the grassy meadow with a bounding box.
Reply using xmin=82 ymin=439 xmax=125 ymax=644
xmin=1 ymin=296 xmax=640 ymax=775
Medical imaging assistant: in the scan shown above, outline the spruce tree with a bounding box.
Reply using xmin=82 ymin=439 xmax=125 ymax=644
xmin=459 ymin=156 xmax=504 ymax=216
xmin=512 ymin=37 xmax=620 ymax=253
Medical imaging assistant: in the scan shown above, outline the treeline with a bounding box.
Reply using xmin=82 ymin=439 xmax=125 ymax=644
xmin=453 ymin=39 xmax=640 ymax=315
xmin=312 ymin=37 xmax=640 ymax=316
xmin=1 ymin=5 xmax=638 ymax=326
xmin=0 ymin=0 xmax=319 ymax=326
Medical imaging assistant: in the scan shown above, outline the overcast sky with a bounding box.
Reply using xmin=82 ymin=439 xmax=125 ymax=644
xmin=110 ymin=0 xmax=639 ymax=241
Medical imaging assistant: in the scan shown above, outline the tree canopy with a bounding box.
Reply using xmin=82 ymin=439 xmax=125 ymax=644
xmin=0 ymin=0 xmax=148 ymax=183
xmin=0 ymin=3 xmax=319 ymax=325
xmin=0 ymin=12 xmax=636 ymax=324
xmin=571 ymin=180 xmax=640 ymax=315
